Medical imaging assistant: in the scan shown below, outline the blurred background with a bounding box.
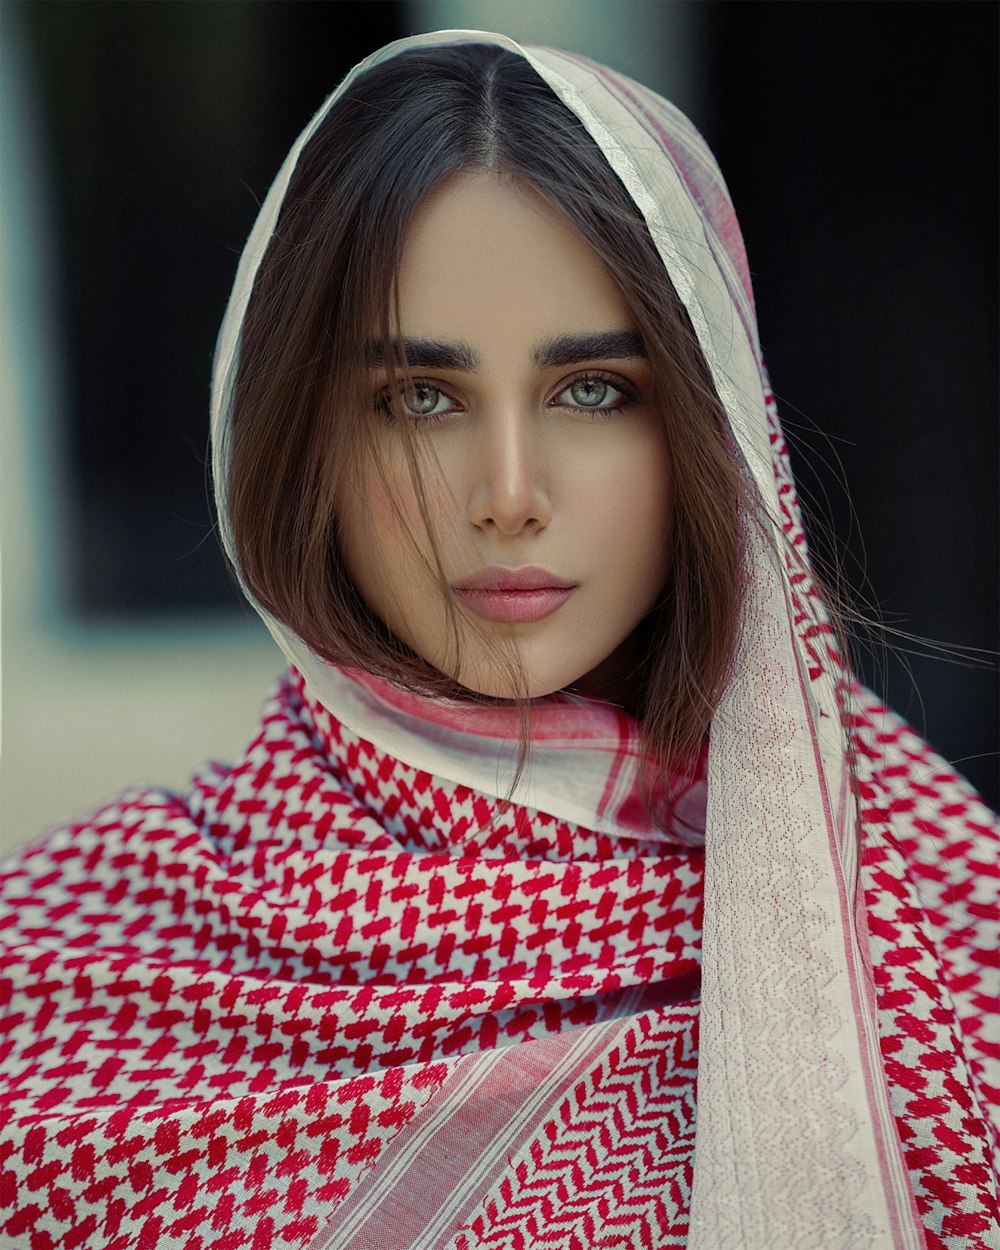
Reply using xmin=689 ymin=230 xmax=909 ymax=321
xmin=2 ymin=0 xmax=997 ymax=851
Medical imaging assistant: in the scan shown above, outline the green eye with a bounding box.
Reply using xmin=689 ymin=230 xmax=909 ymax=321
xmin=569 ymin=378 xmax=609 ymax=407
xmin=555 ymin=374 xmax=634 ymax=414
xmin=403 ymin=384 xmax=443 ymax=415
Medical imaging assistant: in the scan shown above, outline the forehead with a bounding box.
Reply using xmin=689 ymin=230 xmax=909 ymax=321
xmin=395 ymin=171 xmax=633 ymax=349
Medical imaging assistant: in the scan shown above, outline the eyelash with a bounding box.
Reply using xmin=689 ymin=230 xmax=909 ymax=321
xmin=375 ymin=381 xmax=461 ymax=424
xmin=375 ymin=371 xmax=640 ymax=425
xmin=555 ymin=372 xmax=638 ymax=418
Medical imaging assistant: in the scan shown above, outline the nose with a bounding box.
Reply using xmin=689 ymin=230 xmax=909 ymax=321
xmin=467 ymin=407 xmax=553 ymax=536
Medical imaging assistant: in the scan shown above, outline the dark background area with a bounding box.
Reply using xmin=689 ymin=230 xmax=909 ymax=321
xmin=702 ymin=3 xmax=998 ymax=805
xmin=17 ymin=0 xmax=407 ymax=613
xmin=14 ymin=0 xmax=998 ymax=805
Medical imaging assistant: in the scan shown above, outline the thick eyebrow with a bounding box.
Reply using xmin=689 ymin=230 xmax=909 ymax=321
xmin=364 ymin=329 xmax=646 ymax=373
xmin=366 ymin=337 xmax=479 ymax=371
xmin=533 ymin=331 xmax=647 ymax=368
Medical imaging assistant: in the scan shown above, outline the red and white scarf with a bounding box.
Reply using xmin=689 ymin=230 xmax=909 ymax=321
xmin=2 ymin=29 xmax=997 ymax=1250
xmin=0 ymin=667 xmax=996 ymax=1247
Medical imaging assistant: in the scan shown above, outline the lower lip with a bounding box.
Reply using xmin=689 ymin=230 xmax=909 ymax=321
xmin=453 ymin=586 xmax=575 ymax=624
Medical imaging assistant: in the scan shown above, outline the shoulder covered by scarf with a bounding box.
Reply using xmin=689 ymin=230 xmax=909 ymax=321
xmin=2 ymin=30 xmax=997 ymax=1250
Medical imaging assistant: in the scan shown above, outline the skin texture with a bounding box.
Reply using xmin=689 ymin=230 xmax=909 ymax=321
xmin=338 ymin=172 xmax=674 ymax=704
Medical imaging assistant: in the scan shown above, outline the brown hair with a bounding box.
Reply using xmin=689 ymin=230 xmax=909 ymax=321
xmin=226 ymin=43 xmax=759 ymax=795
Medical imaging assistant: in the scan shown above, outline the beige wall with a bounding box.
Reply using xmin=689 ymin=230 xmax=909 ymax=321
xmin=1 ymin=626 xmax=285 ymax=855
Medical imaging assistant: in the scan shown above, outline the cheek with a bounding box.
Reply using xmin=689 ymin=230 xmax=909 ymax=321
xmin=576 ymin=438 xmax=674 ymax=577
xmin=338 ymin=462 xmax=447 ymax=624
xmin=636 ymin=453 xmax=675 ymax=559
xmin=338 ymin=471 xmax=412 ymax=601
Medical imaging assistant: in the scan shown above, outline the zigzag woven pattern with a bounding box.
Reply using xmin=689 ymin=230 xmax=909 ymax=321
xmin=451 ymin=1007 xmax=700 ymax=1250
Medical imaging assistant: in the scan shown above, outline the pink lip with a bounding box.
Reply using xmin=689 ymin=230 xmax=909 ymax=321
xmin=453 ymin=566 xmax=577 ymax=624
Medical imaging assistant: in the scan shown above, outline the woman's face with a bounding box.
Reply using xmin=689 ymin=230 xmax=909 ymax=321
xmin=338 ymin=172 xmax=674 ymax=703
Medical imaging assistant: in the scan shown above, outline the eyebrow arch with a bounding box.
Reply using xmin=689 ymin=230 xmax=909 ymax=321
xmin=533 ymin=331 xmax=647 ymax=368
xmin=366 ymin=337 xmax=479 ymax=371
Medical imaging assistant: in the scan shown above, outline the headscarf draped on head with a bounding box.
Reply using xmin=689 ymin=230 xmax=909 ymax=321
xmin=1 ymin=30 xmax=996 ymax=1250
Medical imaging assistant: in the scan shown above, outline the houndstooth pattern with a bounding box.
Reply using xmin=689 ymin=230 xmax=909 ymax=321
xmin=852 ymin=701 xmax=1000 ymax=1249
xmin=1 ymin=668 xmax=996 ymax=1248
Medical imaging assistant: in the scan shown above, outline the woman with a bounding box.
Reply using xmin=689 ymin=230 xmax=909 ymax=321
xmin=1 ymin=30 xmax=996 ymax=1250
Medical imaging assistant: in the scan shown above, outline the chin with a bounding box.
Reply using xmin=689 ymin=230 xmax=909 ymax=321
xmin=456 ymin=676 xmax=566 ymax=702
xmin=412 ymin=628 xmax=626 ymax=704
xmin=449 ymin=653 xmax=603 ymax=703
